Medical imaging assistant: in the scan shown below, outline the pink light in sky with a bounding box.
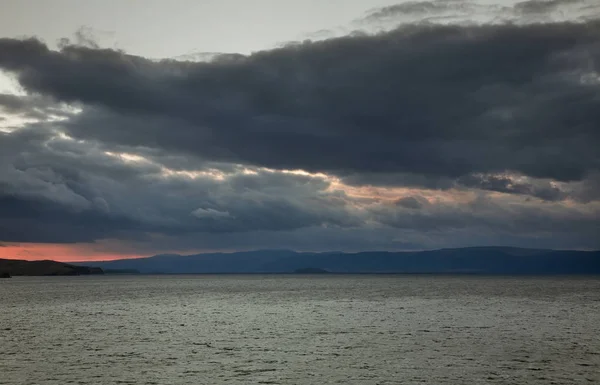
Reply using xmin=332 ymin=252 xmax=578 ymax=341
xmin=0 ymin=243 xmax=143 ymax=262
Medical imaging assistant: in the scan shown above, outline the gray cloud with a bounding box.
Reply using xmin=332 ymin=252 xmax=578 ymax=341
xmin=0 ymin=6 xmax=599 ymax=252
xmin=192 ymin=208 xmax=233 ymax=219
xmin=395 ymin=196 xmax=424 ymax=209
xmin=372 ymin=193 xmax=600 ymax=241
xmin=0 ymin=93 xmax=71 ymax=120
xmin=362 ymin=1 xmax=482 ymax=22
xmin=1 ymin=21 xmax=599 ymax=185
xmin=457 ymin=173 xmax=568 ymax=201
xmin=0 ymin=93 xmax=31 ymax=112
xmin=0 ymin=127 xmax=364 ymax=243
xmin=514 ymin=0 xmax=584 ymax=14
xmin=360 ymin=0 xmax=599 ymax=26
xmin=2 ymin=122 xmax=597 ymax=250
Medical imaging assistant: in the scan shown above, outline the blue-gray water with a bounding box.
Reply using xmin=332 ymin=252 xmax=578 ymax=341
xmin=1 ymin=275 xmax=600 ymax=384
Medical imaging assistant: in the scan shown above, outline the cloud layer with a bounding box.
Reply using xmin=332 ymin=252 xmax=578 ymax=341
xmin=1 ymin=0 xmax=599 ymax=256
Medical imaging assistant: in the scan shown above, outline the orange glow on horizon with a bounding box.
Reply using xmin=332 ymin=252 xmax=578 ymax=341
xmin=0 ymin=243 xmax=143 ymax=263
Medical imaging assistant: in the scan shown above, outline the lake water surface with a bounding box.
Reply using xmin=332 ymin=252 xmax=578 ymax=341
xmin=1 ymin=275 xmax=599 ymax=384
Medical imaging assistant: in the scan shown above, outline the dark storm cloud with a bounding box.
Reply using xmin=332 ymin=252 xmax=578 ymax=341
xmin=0 ymin=93 xmax=70 ymax=120
xmin=372 ymin=194 xmax=600 ymax=241
xmin=0 ymin=127 xmax=363 ymax=243
xmin=3 ymin=123 xmax=596 ymax=247
xmin=395 ymin=196 xmax=424 ymax=209
xmin=1 ymin=124 xmax=597 ymax=248
xmin=457 ymin=174 xmax=568 ymax=201
xmin=340 ymin=172 xmax=457 ymax=190
xmin=1 ymin=10 xmax=600 ymax=251
xmin=1 ymin=21 xmax=600 ymax=185
xmin=574 ymin=173 xmax=600 ymax=203
xmin=0 ymin=195 xmax=140 ymax=243
xmin=514 ymin=0 xmax=584 ymax=14
xmin=343 ymin=170 xmax=598 ymax=203
xmin=0 ymin=94 xmax=30 ymax=112
xmin=362 ymin=0 xmax=480 ymax=21
xmin=360 ymin=0 xmax=598 ymax=24
xmin=124 ymin=194 xmax=600 ymax=253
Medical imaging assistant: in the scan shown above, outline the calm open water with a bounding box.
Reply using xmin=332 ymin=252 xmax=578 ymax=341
xmin=1 ymin=275 xmax=600 ymax=384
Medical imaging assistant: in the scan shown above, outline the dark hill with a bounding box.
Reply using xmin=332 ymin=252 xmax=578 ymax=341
xmin=76 ymin=247 xmax=600 ymax=275
xmin=0 ymin=259 xmax=103 ymax=276
xmin=294 ymin=267 xmax=331 ymax=274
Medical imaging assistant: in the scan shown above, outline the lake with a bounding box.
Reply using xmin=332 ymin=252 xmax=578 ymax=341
xmin=1 ymin=275 xmax=599 ymax=384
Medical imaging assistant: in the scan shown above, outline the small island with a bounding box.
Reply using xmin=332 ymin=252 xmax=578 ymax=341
xmin=103 ymin=268 xmax=140 ymax=275
xmin=0 ymin=259 xmax=103 ymax=276
xmin=293 ymin=267 xmax=331 ymax=274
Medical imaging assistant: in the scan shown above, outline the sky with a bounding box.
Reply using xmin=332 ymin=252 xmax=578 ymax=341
xmin=0 ymin=0 xmax=599 ymax=262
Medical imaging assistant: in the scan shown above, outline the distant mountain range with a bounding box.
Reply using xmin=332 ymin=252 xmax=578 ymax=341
xmin=0 ymin=259 xmax=103 ymax=277
xmin=76 ymin=247 xmax=600 ymax=275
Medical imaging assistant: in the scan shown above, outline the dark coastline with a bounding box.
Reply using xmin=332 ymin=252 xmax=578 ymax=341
xmin=0 ymin=259 xmax=103 ymax=276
